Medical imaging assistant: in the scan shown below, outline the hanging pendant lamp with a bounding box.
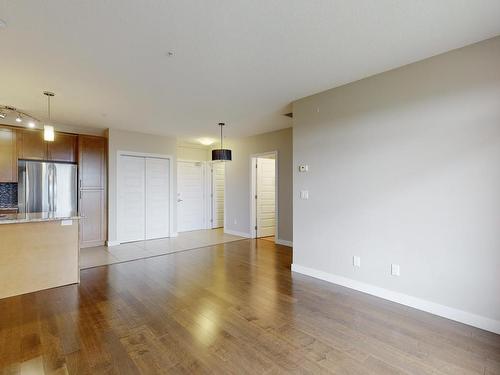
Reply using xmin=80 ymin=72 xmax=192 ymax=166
xmin=43 ymin=91 xmax=55 ymax=142
xmin=212 ymin=122 xmax=232 ymax=161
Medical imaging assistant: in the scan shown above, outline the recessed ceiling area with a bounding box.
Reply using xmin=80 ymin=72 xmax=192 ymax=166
xmin=0 ymin=1 xmax=499 ymax=139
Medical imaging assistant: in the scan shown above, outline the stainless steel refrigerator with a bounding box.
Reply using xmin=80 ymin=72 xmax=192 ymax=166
xmin=18 ymin=160 xmax=78 ymax=215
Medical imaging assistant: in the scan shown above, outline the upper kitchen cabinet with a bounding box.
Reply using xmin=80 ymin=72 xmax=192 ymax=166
xmin=17 ymin=129 xmax=46 ymax=160
xmin=17 ymin=129 xmax=78 ymax=163
xmin=78 ymin=135 xmax=106 ymax=189
xmin=47 ymin=133 xmax=77 ymax=163
xmin=0 ymin=126 xmax=17 ymax=182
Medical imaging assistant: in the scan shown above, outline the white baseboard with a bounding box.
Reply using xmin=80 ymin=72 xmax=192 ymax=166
xmin=275 ymin=239 xmax=293 ymax=247
xmin=224 ymin=229 xmax=251 ymax=238
xmin=291 ymin=264 xmax=500 ymax=335
xmin=106 ymin=240 xmax=121 ymax=247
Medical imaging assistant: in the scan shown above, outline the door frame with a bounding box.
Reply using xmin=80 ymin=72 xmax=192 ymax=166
xmin=116 ymin=150 xmax=174 ymax=243
xmin=249 ymin=151 xmax=278 ymax=240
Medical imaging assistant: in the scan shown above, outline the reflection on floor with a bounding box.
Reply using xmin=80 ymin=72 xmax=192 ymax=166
xmin=260 ymin=235 xmax=275 ymax=243
xmin=80 ymin=228 xmax=244 ymax=269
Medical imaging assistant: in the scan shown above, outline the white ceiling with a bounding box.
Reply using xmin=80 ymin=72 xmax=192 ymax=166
xmin=0 ymin=1 xmax=499 ymax=140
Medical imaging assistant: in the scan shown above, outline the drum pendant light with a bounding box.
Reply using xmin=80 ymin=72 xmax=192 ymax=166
xmin=212 ymin=123 xmax=232 ymax=161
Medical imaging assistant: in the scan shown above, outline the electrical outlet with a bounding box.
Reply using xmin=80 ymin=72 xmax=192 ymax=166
xmin=391 ymin=264 xmax=400 ymax=276
xmin=353 ymin=256 xmax=361 ymax=267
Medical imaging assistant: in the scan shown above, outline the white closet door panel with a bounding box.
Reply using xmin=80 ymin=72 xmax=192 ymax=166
xmin=212 ymin=162 xmax=225 ymax=228
xmin=177 ymin=161 xmax=204 ymax=232
xmin=257 ymin=158 xmax=276 ymax=237
xmin=145 ymin=158 xmax=170 ymax=240
xmin=118 ymin=156 xmax=146 ymax=242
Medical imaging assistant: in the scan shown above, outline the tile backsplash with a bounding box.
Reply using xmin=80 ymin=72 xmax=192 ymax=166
xmin=0 ymin=183 xmax=18 ymax=208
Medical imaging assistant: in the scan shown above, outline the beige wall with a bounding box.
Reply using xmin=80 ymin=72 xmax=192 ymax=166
xmin=177 ymin=144 xmax=210 ymax=161
xmin=292 ymin=36 xmax=500 ymax=331
xmin=224 ymin=127 xmax=293 ymax=243
xmin=107 ymin=128 xmax=177 ymax=242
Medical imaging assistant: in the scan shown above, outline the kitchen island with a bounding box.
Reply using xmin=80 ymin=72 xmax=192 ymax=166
xmin=0 ymin=212 xmax=80 ymax=299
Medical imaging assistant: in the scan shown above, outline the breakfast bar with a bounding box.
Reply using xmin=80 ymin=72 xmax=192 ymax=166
xmin=0 ymin=212 xmax=80 ymax=299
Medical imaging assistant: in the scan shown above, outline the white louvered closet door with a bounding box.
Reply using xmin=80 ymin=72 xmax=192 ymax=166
xmin=118 ymin=155 xmax=146 ymax=242
xmin=211 ymin=162 xmax=225 ymax=228
xmin=145 ymin=158 xmax=170 ymax=240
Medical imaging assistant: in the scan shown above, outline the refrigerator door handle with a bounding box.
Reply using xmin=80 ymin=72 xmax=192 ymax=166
xmin=48 ymin=164 xmax=53 ymax=212
xmin=53 ymin=165 xmax=57 ymax=212
xmin=25 ymin=165 xmax=30 ymax=213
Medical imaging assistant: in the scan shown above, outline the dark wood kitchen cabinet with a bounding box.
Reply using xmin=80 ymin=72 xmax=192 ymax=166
xmin=17 ymin=129 xmax=77 ymax=163
xmin=17 ymin=129 xmax=46 ymax=160
xmin=78 ymin=135 xmax=107 ymax=247
xmin=47 ymin=133 xmax=77 ymax=162
xmin=0 ymin=126 xmax=17 ymax=182
xmin=79 ymin=189 xmax=106 ymax=247
xmin=78 ymin=135 xmax=106 ymax=189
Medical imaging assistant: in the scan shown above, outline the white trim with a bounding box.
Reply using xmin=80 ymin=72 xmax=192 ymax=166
xmin=171 ymin=232 xmax=178 ymax=237
xmin=249 ymin=151 xmax=279 ymax=240
xmin=291 ymin=264 xmax=500 ymax=335
xmin=117 ymin=150 xmax=174 ymax=243
xmin=275 ymin=239 xmax=293 ymax=247
xmin=224 ymin=229 xmax=251 ymax=238
xmin=106 ymin=240 xmax=121 ymax=247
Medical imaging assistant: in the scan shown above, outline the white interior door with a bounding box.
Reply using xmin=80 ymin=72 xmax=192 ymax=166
xmin=177 ymin=161 xmax=205 ymax=232
xmin=211 ymin=162 xmax=225 ymax=228
xmin=256 ymin=157 xmax=276 ymax=237
xmin=118 ymin=155 xmax=146 ymax=242
xmin=145 ymin=158 xmax=170 ymax=240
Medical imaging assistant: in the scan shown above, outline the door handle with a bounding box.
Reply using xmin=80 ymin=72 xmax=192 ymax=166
xmin=177 ymin=199 xmax=183 ymax=202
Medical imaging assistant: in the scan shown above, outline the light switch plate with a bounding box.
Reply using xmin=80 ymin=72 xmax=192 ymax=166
xmin=300 ymin=190 xmax=309 ymax=200
xmin=353 ymin=256 xmax=361 ymax=267
xmin=391 ymin=264 xmax=400 ymax=276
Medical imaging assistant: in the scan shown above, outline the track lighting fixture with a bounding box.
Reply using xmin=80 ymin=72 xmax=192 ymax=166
xmin=0 ymin=105 xmax=39 ymax=127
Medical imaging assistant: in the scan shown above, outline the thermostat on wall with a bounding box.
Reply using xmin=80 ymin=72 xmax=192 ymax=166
xmin=298 ymin=165 xmax=309 ymax=172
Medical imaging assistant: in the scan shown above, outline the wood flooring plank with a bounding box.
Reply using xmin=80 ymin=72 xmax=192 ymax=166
xmin=0 ymin=239 xmax=498 ymax=374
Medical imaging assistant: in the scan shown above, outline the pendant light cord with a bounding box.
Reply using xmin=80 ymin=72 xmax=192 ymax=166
xmin=220 ymin=123 xmax=223 ymax=149
xmin=47 ymin=95 xmax=51 ymax=121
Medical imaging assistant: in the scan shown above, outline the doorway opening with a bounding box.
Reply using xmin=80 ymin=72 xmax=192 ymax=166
xmin=250 ymin=152 xmax=277 ymax=241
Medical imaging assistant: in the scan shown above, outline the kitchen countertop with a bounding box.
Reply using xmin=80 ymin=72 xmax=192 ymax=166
xmin=0 ymin=211 xmax=80 ymax=224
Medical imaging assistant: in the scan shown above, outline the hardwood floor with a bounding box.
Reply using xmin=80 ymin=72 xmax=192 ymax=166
xmin=260 ymin=235 xmax=275 ymax=243
xmin=1 ymin=239 xmax=499 ymax=374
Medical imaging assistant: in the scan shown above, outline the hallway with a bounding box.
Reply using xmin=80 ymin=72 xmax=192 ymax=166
xmin=80 ymin=228 xmax=244 ymax=269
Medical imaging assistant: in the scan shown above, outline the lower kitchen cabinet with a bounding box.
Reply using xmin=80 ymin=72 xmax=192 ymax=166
xmin=79 ymin=189 xmax=106 ymax=248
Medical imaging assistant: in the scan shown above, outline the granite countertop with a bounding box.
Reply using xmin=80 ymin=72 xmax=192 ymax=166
xmin=0 ymin=211 xmax=80 ymax=225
